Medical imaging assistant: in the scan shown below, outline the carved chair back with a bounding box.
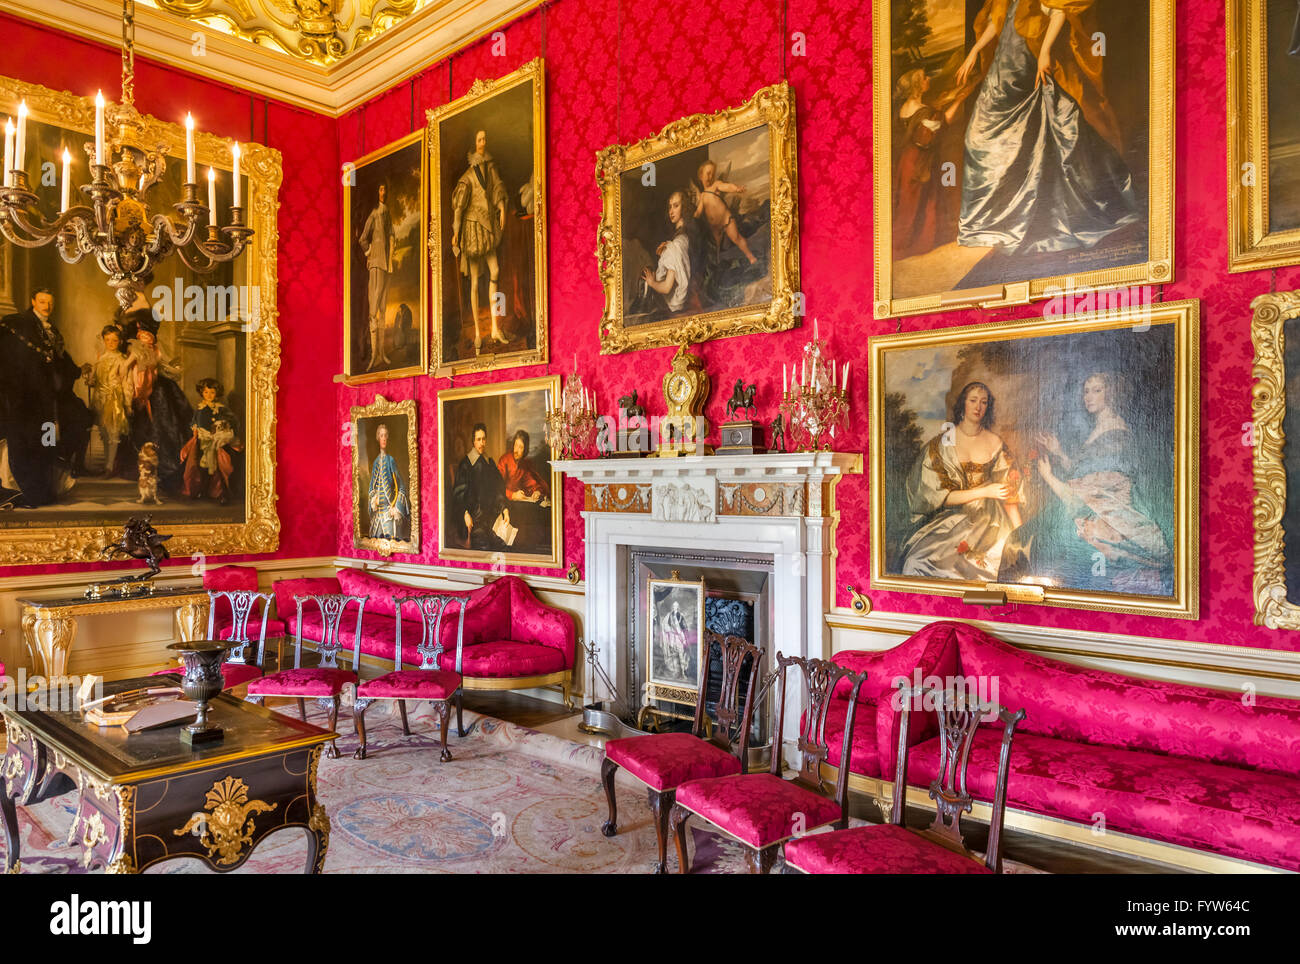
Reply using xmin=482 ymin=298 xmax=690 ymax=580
xmin=291 ymin=593 xmax=368 ymax=671
xmin=890 ymin=681 xmax=1026 ymax=872
xmin=393 ymin=595 xmax=467 ymax=673
xmin=771 ymin=653 xmax=866 ymax=809
xmin=206 ymin=589 xmax=273 ymax=667
xmin=691 ymin=630 xmax=763 ymax=761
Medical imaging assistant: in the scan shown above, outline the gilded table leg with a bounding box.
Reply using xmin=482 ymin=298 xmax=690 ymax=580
xmin=305 ymin=746 xmax=329 ymax=874
xmin=22 ymin=608 xmax=77 ymax=678
xmin=174 ymin=597 xmax=210 ymax=642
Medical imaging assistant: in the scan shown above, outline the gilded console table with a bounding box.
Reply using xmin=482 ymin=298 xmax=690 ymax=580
xmin=1 ymin=675 xmax=334 ymax=874
xmin=18 ymin=586 xmax=209 ymax=677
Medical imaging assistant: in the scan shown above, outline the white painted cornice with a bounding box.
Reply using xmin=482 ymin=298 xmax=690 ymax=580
xmin=0 ymin=0 xmax=543 ymax=116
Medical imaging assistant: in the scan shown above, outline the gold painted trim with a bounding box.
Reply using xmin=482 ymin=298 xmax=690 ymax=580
xmin=596 ymin=81 xmax=801 ymax=354
xmin=827 ymin=767 xmax=1286 ymax=874
xmin=426 ymin=57 xmax=548 ymax=377
xmin=1251 ymin=290 xmax=1300 ymax=627
xmin=342 ymin=128 xmax=429 ymax=384
xmin=435 ymin=374 xmax=563 ymax=567
xmin=871 ymin=0 xmax=1175 ymax=317
xmin=868 ymin=300 xmax=1200 ymax=620
xmin=1227 ymin=0 xmax=1300 ymax=271
xmin=0 ymin=75 xmax=281 ymax=566
xmin=460 ymin=669 xmax=569 ymax=691
xmin=349 ymin=395 xmax=421 ymax=555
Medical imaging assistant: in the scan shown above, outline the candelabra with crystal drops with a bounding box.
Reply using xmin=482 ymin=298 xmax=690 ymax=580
xmin=545 ymin=370 xmax=598 ymax=460
xmin=0 ymin=0 xmax=253 ymax=312
xmin=780 ymin=319 xmax=850 ymax=452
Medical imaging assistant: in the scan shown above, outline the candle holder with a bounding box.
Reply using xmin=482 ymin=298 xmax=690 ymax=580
xmin=780 ymin=321 xmax=849 ymax=452
xmin=545 ymin=371 xmax=598 ymax=460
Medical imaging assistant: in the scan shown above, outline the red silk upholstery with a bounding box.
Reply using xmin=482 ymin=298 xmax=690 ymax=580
xmin=784 ymin=824 xmax=992 ymax=874
xmin=204 ymin=564 xmax=259 ymax=592
xmin=821 ymin=698 xmax=881 ymax=778
xmin=219 ymin=662 xmax=263 ymax=688
xmin=358 ymin=669 xmax=462 ymax=700
xmin=247 ymin=667 xmax=355 ymax=697
xmin=218 ymin=620 xmax=287 ymax=642
xmin=436 ymin=641 xmax=565 ymax=678
xmin=507 ymin=577 xmax=577 ymax=669
xmin=338 ymin=568 xmax=440 ymax=622
xmin=273 ymin=577 xmax=342 ymax=629
xmin=675 ymin=773 xmax=843 ymax=849
xmin=605 ymin=733 xmax=744 ymax=793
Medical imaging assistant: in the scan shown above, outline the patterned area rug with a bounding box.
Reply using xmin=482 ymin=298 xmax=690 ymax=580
xmin=0 ymin=703 xmax=761 ymax=874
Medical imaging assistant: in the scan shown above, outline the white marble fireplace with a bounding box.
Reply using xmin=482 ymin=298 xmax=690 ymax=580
xmin=551 ymin=452 xmax=860 ymax=730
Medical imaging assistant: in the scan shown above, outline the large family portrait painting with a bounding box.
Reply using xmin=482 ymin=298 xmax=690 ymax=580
xmin=427 ymin=58 xmax=547 ymax=377
xmin=874 ymin=0 xmax=1173 ymax=317
xmin=871 ymin=301 xmax=1199 ymax=619
xmin=598 ymin=81 xmax=800 ymax=354
xmin=343 ymin=129 xmax=427 ymax=384
xmin=436 ymin=375 xmax=561 ymax=567
xmin=0 ymin=79 xmax=281 ymax=565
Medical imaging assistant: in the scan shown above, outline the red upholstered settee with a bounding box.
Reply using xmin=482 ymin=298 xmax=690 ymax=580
xmin=271 ymin=568 xmax=576 ymax=707
xmin=829 ymin=621 xmax=1300 ymax=872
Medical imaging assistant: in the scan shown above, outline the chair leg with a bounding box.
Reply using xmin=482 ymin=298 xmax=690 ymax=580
xmin=326 ymin=695 xmax=340 ymax=759
xmin=397 ymin=699 xmax=411 ymax=736
xmin=749 ymin=844 xmax=778 ymax=875
xmin=561 ymin=678 xmax=574 ymax=711
xmin=648 ymin=789 xmax=675 ymax=874
xmin=600 ymin=758 xmax=619 ymax=837
xmin=437 ymin=702 xmax=452 ymax=763
xmin=455 ymin=690 xmax=467 ymax=737
xmin=297 ymin=698 xmax=307 ymax=722
xmin=352 ymin=703 xmax=368 ymax=761
xmin=668 ymin=803 xmax=692 ymax=874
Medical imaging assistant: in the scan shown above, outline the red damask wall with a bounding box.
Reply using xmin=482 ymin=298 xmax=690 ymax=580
xmin=0 ymin=12 xmax=340 ymax=578
xmin=338 ymin=0 xmax=1300 ymax=654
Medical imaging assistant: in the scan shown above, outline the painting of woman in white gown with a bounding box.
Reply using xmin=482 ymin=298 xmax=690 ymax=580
xmin=873 ymin=303 xmax=1199 ymax=617
xmin=877 ymin=0 xmax=1169 ymax=313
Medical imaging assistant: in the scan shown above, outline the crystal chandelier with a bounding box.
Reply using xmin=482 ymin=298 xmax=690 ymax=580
xmin=545 ymin=370 xmax=597 ymax=460
xmin=0 ymin=0 xmax=252 ymax=311
xmin=780 ymin=319 xmax=850 ymax=451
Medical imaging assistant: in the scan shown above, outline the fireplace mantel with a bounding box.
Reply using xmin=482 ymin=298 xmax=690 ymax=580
xmin=553 ymin=452 xmax=861 ymax=729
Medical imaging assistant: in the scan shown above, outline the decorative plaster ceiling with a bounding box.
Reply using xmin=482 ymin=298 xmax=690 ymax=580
xmin=0 ymin=0 xmax=543 ymax=115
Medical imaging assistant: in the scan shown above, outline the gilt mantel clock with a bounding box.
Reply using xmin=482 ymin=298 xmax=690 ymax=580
xmin=656 ymin=344 xmax=712 ymax=457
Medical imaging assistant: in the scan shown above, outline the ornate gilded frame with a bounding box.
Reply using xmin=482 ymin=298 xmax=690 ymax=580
xmin=0 ymin=75 xmax=281 ymax=566
xmin=645 ymin=572 xmax=706 ymax=708
xmin=596 ymin=81 xmax=801 ymax=354
xmin=350 ymin=395 xmax=420 ymax=556
xmin=871 ymin=0 xmax=1175 ymax=318
xmin=1227 ymin=0 xmax=1300 ymax=271
xmin=435 ymin=374 xmax=562 ymax=568
xmin=342 ymin=128 xmax=428 ymax=385
xmin=426 ymin=57 xmax=547 ymax=377
xmin=1250 ymin=291 xmax=1300 ymax=627
xmin=869 ymin=299 xmax=1200 ymax=619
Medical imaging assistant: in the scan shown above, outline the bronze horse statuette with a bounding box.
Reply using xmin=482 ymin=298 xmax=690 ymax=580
xmin=102 ymin=517 xmax=173 ymax=582
xmin=725 ymin=380 xmax=757 ymax=421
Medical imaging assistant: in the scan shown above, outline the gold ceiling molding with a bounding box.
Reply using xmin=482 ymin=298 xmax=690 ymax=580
xmin=0 ymin=0 xmax=544 ymax=116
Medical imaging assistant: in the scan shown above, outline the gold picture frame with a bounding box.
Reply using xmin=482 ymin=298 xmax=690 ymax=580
xmin=1227 ymin=0 xmax=1300 ymax=271
xmin=0 ymin=75 xmax=281 ymax=566
xmin=645 ymin=572 xmax=706 ymax=707
xmin=350 ymin=395 xmax=420 ymax=556
xmin=596 ymin=81 xmax=801 ymax=354
xmin=1251 ymin=291 xmax=1300 ymax=627
xmin=871 ymin=0 xmax=1175 ymax=318
xmin=342 ymin=128 xmax=428 ymax=385
xmin=426 ymin=57 xmax=548 ymax=377
xmin=436 ymin=374 xmax=562 ymax=568
xmin=869 ymin=299 xmax=1199 ymax=619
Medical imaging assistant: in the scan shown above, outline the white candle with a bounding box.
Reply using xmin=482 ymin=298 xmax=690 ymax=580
xmin=831 ymin=359 xmax=836 ymax=387
xmin=94 ymin=91 xmax=105 ymax=167
xmin=14 ymin=101 xmax=26 ymax=181
xmin=841 ymin=361 xmax=850 ymax=392
xmin=184 ymin=113 xmax=195 ymax=184
xmin=3 ymin=120 xmax=13 ymax=188
xmin=231 ymin=142 xmax=241 ymax=207
xmin=60 ymin=148 xmax=70 ymax=212
xmin=207 ymin=167 xmax=216 ymax=222
xmin=782 ymin=364 xmax=787 ymax=394
xmin=801 ymin=358 xmax=806 ymax=386
xmin=814 ymin=317 xmax=819 ymax=341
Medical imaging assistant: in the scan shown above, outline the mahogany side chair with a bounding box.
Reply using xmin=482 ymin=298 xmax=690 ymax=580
xmin=151 ymin=588 xmax=273 ymax=690
xmin=601 ymin=630 xmax=763 ymax=873
xmin=668 ymin=652 xmax=867 ymax=874
xmin=784 ymin=682 xmax=1026 ymax=873
xmin=353 ymin=594 xmax=467 ymax=762
xmin=246 ymin=593 xmax=368 ymax=759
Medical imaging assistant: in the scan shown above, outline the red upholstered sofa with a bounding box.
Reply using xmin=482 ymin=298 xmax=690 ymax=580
xmin=829 ymin=621 xmax=1300 ymax=872
xmin=271 ymin=568 xmax=576 ymax=707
